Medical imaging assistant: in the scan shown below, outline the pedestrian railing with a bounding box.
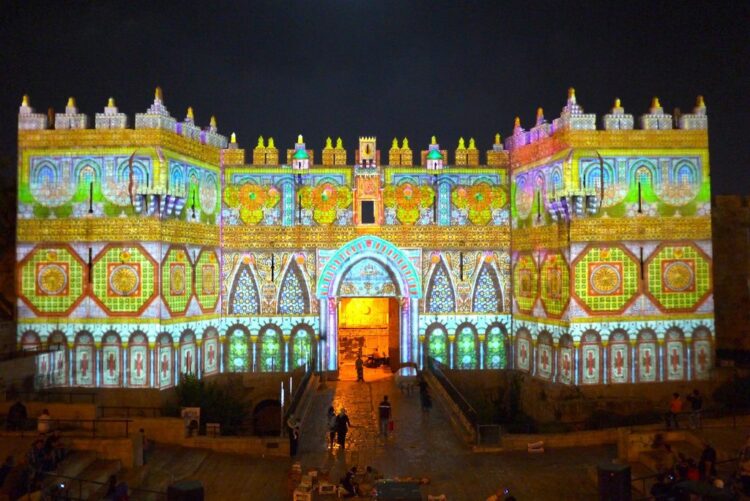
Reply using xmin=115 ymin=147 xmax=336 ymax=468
xmin=2 ymin=417 xmax=133 ymax=438
xmin=99 ymin=405 xmax=163 ymax=418
xmin=630 ymin=456 xmax=739 ymax=500
xmin=281 ymin=365 xmax=315 ymax=437
xmin=38 ymin=471 xmax=167 ymax=500
xmin=426 ymin=357 xmax=479 ymax=434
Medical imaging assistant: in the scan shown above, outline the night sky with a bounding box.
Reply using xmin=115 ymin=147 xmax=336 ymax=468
xmin=1 ymin=1 xmax=748 ymax=194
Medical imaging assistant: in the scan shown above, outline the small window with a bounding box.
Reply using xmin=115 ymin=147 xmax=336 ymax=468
xmin=361 ymin=201 xmax=375 ymax=224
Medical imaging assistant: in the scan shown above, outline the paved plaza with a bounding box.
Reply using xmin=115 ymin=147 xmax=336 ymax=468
xmin=294 ymin=365 xmax=613 ymax=500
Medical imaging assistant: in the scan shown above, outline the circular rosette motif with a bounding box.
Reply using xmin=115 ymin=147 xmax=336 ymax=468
xmin=573 ymin=245 xmax=639 ymax=314
xmin=109 ymin=265 xmax=140 ymax=296
xmin=452 ymin=183 xmax=507 ymax=225
xmin=20 ymin=245 xmax=85 ymax=316
xmin=383 ymin=183 xmax=434 ymax=225
xmin=92 ymin=245 xmax=157 ymax=315
xmin=199 ymin=174 xmax=218 ymax=215
xmin=645 ymin=244 xmax=711 ymax=312
xmin=37 ymin=264 xmax=68 ymax=295
xmin=589 ymin=264 xmax=622 ymax=295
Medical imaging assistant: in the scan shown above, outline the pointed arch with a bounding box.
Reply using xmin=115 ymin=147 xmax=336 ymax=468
xmin=229 ymin=264 xmax=260 ymax=314
xmin=455 ymin=323 xmax=478 ymax=370
xmin=485 ymin=324 xmax=507 ymax=369
xmin=425 ymin=324 xmax=448 ymax=365
xmin=472 ymin=261 xmax=501 ymax=313
xmin=278 ymin=260 xmax=310 ymax=314
xmin=426 ymin=259 xmax=455 ymax=313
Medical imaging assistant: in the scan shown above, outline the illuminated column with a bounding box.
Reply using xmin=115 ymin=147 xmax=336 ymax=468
xmin=219 ymin=335 xmax=226 ymax=374
xmin=531 ymin=339 xmax=538 ymax=376
xmin=478 ymin=334 xmax=485 ymax=370
xmin=574 ymin=341 xmax=580 ymax=386
xmin=508 ymin=332 xmax=515 ymax=370
xmin=328 ymin=297 xmax=339 ymax=371
xmin=251 ymin=337 xmax=257 ymax=372
xmin=602 ymin=340 xmax=608 ymax=385
xmin=552 ymin=340 xmax=560 ymax=382
xmin=448 ymin=334 xmax=455 ymax=369
xmin=150 ymin=342 xmax=156 ymax=389
xmin=658 ymin=339 xmax=665 ymax=382
xmin=195 ymin=339 xmax=202 ymax=380
xmin=122 ymin=342 xmax=128 ymax=388
xmin=173 ymin=342 xmax=180 ymax=386
xmin=319 ymin=298 xmax=327 ymax=372
xmin=418 ymin=334 xmax=425 ymax=370
xmin=411 ymin=298 xmax=419 ymax=365
xmin=95 ymin=340 xmax=102 ymax=388
xmin=685 ymin=336 xmax=692 ymax=381
xmin=630 ymin=339 xmax=637 ymax=384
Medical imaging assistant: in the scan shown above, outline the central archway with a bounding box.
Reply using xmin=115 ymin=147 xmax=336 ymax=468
xmin=317 ymin=236 xmax=421 ymax=373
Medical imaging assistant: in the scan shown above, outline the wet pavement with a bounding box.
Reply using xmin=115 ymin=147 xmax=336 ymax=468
xmin=295 ymin=364 xmax=612 ymax=500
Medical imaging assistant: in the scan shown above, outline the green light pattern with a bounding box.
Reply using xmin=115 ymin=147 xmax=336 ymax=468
xmin=260 ymin=330 xmax=281 ymax=372
xmin=574 ymin=246 xmax=638 ymax=313
xmin=292 ymin=331 xmax=312 ymax=368
xmin=161 ymin=248 xmax=193 ymax=314
xmin=427 ymin=328 xmax=447 ymax=364
xmin=229 ymin=330 xmax=248 ymax=372
xmin=647 ymin=244 xmax=711 ymax=311
xmin=540 ymin=253 xmax=570 ymax=317
xmin=486 ymin=327 xmax=506 ymax=369
xmin=20 ymin=247 xmax=84 ymax=314
xmin=456 ymin=327 xmax=477 ymax=369
xmin=92 ymin=246 xmax=155 ymax=313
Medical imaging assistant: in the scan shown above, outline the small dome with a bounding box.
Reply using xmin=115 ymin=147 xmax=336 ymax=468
xmin=426 ymin=149 xmax=443 ymax=160
xmin=293 ymin=149 xmax=309 ymax=160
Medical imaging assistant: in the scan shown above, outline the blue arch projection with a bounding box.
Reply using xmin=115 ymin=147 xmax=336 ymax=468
xmin=317 ymin=236 xmax=421 ymax=298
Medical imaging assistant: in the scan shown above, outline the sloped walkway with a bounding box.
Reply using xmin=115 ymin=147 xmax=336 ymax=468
xmin=296 ymin=372 xmax=612 ymax=500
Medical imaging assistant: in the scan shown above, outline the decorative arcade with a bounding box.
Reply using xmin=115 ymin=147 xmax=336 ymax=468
xmin=15 ymin=89 xmax=714 ymax=389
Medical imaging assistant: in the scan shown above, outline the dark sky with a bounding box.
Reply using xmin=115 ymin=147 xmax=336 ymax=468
xmin=1 ymin=1 xmax=748 ymax=194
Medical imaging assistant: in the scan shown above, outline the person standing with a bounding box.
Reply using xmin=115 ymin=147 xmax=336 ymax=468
xmin=326 ymin=406 xmax=337 ymax=450
xmin=335 ymin=408 xmax=350 ymax=450
xmin=378 ymin=395 xmax=392 ymax=438
xmin=666 ymin=393 xmax=682 ymax=429
xmin=37 ymin=409 xmax=51 ymax=434
xmin=698 ymin=441 xmax=717 ymax=480
xmin=686 ymin=389 xmax=703 ymax=429
xmin=355 ymin=355 xmax=364 ymax=382
xmin=287 ymin=413 xmax=301 ymax=456
xmin=419 ymin=383 xmax=432 ymax=413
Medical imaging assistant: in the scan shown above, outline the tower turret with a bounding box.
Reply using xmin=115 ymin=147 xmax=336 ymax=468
xmin=602 ymin=97 xmax=634 ymax=130
xmin=357 ymin=137 xmax=378 ymax=167
xmin=552 ymin=87 xmax=596 ymax=131
xmin=640 ymin=96 xmax=673 ymax=130
xmin=18 ymin=95 xmax=48 ymax=130
xmin=55 ymin=96 xmax=88 ymax=130
xmin=287 ymin=134 xmax=314 ymax=167
xmin=95 ymin=97 xmax=127 ymax=129
xmin=135 ymin=86 xmax=176 ymax=131
xmin=486 ymin=133 xmax=509 ymax=167
xmin=424 ymin=136 xmax=445 ymax=171
xmin=678 ymin=95 xmax=708 ymax=130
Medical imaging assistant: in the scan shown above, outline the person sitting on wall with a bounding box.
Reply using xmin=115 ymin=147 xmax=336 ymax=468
xmin=36 ymin=409 xmax=51 ymax=435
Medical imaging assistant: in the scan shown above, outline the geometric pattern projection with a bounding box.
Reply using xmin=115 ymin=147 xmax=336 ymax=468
xmin=540 ymin=252 xmax=569 ymax=317
xmin=20 ymin=246 xmax=85 ymax=315
xmin=427 ymin=261 xmax=455 ymax=313
xmin=92 ymin=245 xmax=156 ymax=314
xmin=161 ymin=247 xmax=193 ymax=315
xmin=574 ymin=246 xmax=639 ymax=313
xmin=646 ymin=243 xmax=711 ymax=311
xmin=473 ymin=263 xmax=500 ymax=313
xmin=194 ymin=249 xmax=219 ymax=312
xmin=278 ymin=261 xmax=309 ymax=315
xmin=513 ymin=253 xmax=537 ymax=313
xmin=229 ymin=266 xmax=260 ymax=315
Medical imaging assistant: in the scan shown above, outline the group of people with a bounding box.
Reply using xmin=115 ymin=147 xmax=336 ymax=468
xmin=665 ymin=389 xmax=703 ymax=430
xmin=339 ymin=465 xmax=381 ymax=498
xmin=327 ymin=407 xmax=352 ymax=450
xmin=649 ymin=433 xmax=741 ymax=498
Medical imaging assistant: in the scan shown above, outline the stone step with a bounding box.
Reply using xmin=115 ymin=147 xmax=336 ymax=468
xmin=75 ymin=459 xmax=122 ymax=499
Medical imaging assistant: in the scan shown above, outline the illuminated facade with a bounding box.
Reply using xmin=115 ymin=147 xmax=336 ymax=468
xmin=16 ymin=88 xmax=713 ymax=388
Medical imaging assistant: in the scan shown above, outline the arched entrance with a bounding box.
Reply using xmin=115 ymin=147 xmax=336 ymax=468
xmin=317 ymin=236 xmax=422 ymax=374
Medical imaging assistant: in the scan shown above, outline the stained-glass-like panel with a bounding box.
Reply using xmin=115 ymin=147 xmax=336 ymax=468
xmin=278 ymin=263 xmax=309 ymax=315
xmin=428 ymin=328 xmax=448 ymax=364
xmin=427 ymin=262 xmax=455 ymax=313
xmin=230 ymin=267 xmax=259 ymax=314
xmin=457 ymin=328 xmax=477 ymax=369
xmin=473 ymin=263 xmax=500 ymax=313
xmin=261 ymin=330 xmax=281 ymax=372
xmin=229 ymin=330 xmax=248 ymax=372
xmin=486 ymin=327 xmax=506 ymax=369
xmin=293 ymin=331 xmax=312 ymax=368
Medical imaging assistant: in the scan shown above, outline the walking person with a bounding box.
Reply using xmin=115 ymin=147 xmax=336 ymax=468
xmin=686 ymin=389 xmax=703 ymax=429
xmin=326 ymin=406 xmax=337 ymax=451
xmin=335 ymin=408 xmax=351 ymax=450
xmin=355 ymin=355 xmax=364 ymax=382
xmin=378 ymin=395 xmax=392 ymax=438
xmin=666 ymin=393 xmax=682 ymax=429
xmin=287 ymin=413 xmax=301 ymax=456
xmin=419 ymin=382 xmax=432 ymax=413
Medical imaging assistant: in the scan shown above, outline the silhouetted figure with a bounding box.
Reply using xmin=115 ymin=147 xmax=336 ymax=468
xmin=335 ymin=408 xmax=351 ymax=449
xmin=6 ymin=401 xmax=27 ymax=431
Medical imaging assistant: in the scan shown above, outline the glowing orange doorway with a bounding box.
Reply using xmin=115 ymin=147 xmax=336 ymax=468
xmin=337 ymin=297 xmax=400 ymax=379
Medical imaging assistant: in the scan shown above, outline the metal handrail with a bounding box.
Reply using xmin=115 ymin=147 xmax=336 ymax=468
xmin=39 ymin=470 xmax=168 ymax=500
xmin=282 ymin=365 xmax=314 ymax=436
xmin=99 ymin=405 xmax=163 ymax=418
xmin=2 ymin=417 xmax=133 ymax=438
xmin=630 ymin=456 xmax=740 ymax=499
xmin=426 ymin=357 xmax=478 ymax=428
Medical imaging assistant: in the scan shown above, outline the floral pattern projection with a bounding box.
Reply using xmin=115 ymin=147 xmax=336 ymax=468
xmin=299 ymin=183 xmax=352 ymax=225
xmin=451 ymin=183 xmax=507 ymax=225
xmin=224 ymin=182 xmax=281 ymax=225
xmin=383 ymin=183 xmax=434 ymax=225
